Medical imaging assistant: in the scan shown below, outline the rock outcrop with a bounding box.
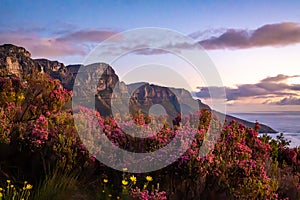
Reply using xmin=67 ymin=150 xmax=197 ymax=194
xmin=0 ymin=44 xmax=35 ymax=77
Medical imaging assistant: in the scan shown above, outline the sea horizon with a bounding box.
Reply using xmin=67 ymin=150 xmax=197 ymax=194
xmin=230 ymin=111 xmax=300 ymax=147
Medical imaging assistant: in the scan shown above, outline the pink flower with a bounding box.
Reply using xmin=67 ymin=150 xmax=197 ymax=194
xmin=90 ymin=156 xmax=96 ymax=162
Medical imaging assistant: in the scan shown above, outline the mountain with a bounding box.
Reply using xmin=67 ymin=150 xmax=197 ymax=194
xmin=0 ymin=44 xmax=276 ymax=133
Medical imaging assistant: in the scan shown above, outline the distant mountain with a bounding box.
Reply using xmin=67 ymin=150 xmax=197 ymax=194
xmin=0 ymin=44 xmax=277 ymax=133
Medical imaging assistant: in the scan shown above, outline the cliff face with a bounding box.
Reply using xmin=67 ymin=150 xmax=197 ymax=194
xmin=72 ymin=63 xmax=119 ymax=117
xmin=0 ymin=44 xmax=277 ymax=133
xmin=127 ymin=83 xmax=181 ymax=126
xmin=0 ymin=44 xmax=35 ymax=77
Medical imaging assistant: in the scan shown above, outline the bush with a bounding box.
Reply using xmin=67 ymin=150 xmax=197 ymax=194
xmin=1 ymin=71 xmax=300 ymax=199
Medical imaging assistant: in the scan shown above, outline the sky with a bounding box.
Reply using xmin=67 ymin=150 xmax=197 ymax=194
xmin=1 ymin=0 xmax=300 ymax=112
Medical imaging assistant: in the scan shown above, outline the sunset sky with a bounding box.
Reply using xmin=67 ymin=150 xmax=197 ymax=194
xmin=1 ymin=0 xmax=300 ymax=112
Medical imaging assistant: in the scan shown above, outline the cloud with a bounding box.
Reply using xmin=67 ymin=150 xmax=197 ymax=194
xmin=1 ymin=27 xmax=195 ymax=57
xmin=275 ymin=97 xmax=300 ymax=105
xmin=194 ymin=85 xmax=294 ymax=101
xmin=133 ymin=42 xmax=200 ymax=55
xmin=87 ymin=33 xmax=204 ymax=56
xmin=2 ymin=21 xmax=300 ymax=59
xmin=96 ymin=22 xmax=300 ymax=55
xmin=188 ymin=28 xmax=226 ymax=40
xmin=261 ymin=74 xmax=300 ymax=82
xmin=57 ymin=30 xmax=119 ymax=42
xmin=111 ymin=22 xmax=300 ymax=54
xmin=199 ymin=22 xmax=300 ymax=49
xmin=0 ymin=29 xmax=120 ymax=58
xmin=0 ymin=32 xmax=85 ymax=58
xmin=194 ymin=74 xmax=300 ymax=105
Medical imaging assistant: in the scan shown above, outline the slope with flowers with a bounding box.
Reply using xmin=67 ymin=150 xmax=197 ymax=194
xmin=0 ymin=44 xmax=299 ymax=199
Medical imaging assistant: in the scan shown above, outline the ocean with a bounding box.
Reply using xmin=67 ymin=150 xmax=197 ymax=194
xmin=230 ymin=111 xmax=300 ymax=148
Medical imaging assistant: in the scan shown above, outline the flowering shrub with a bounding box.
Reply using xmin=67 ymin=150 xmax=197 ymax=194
xmin=0 ymin=72 xmax=91 ymax=182
xmin=198 ymin=120 xmax=278 ymax=199
xmin=131 ymin=187 xmax=167 ymax=200
xmin=1 ymin=70 xmax=300 ymax=199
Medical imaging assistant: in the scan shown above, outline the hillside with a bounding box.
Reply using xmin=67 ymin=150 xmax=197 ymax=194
xmin=0 ymin=44 xmax=276 ymax=133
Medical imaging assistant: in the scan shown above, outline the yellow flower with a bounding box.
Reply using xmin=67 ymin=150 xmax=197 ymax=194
xmin=122 ymin=179 xmax=128 ymax=186
xmin=108 ymin=194 xmax=112 ymax=198
xmin=122 ymin=167 xmax=128 ymax=171
xmin=7 ymin=180 xmax=11 ymax=184
xmin=0 ymin=187 xmax=2 ymax=191
xmin=10 ymin=184 xmax=14 ymax=188
xmin=24 ymin=181 xmax=28 ymax=185
xmin=103 ymin=179 xmax=108 ymax=183
xmin=130 ymin=175 xmax=137 ymax=184
xmin=0 ymin=192 xmax=3 ymax=198
xmin=26 ymin=184 xmax=33 ymax=190
xmin=146 ymin=176 xmax=153 ymax=182
xmin=18 ymin=94 xmax=25 ymax=100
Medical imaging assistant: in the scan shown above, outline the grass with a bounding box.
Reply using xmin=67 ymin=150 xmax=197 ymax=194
xmin=32 ymin=166 xmax=91 ymax=200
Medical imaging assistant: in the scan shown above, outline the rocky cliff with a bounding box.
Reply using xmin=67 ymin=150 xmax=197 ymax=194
xmin=0 ymin=44 xmax=277 ymax=133
xmin=0 ymin=44 xmax=35 ymax=77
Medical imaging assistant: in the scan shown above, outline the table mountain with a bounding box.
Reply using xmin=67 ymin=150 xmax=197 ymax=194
xmin=0 ymin=44 xmax=277 ymax=133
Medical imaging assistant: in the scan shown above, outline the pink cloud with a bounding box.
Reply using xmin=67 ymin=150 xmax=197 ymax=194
xmin=0 ymin=32 xmax=85 ymax=58
xmin=194 ymin=74 xmax=300 ymax=103
xmin=0 ymin=29 xmax=120 ymax=58
xmin=199 ymin=22 xmax=300 ymax=49
xmin=57 ymin=30 xmax=119 ymax=42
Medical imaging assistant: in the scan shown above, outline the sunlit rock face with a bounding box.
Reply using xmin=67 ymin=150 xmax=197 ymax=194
xmin=0 ymin=44 xmax=34 ymax=77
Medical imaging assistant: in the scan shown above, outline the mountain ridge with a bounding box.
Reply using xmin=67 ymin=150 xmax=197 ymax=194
xmin=0 ymin=44 xmax=277 ymax=133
